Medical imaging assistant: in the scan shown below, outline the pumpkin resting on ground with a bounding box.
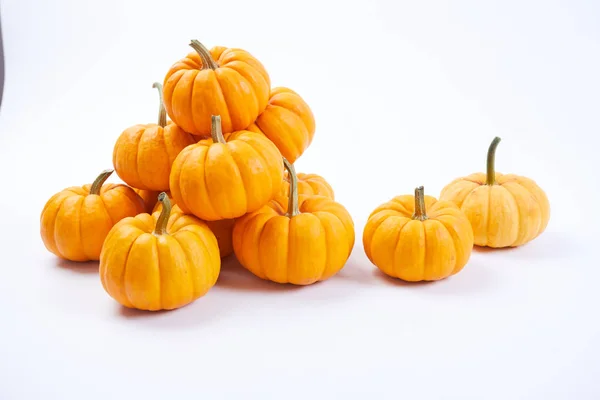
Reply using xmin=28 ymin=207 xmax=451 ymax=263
xmin=112 ymin=82 xmax=195 ymax=191
xmin=169 ymin=115 xmax=284 ymax=221
xmin=233 ymin=158 xmax=355 ymax=285
xmin=246 ymin=87 xmax=315 ymax=163
xmin=40 ymin=169 xmax=146 ymax=262
xmin=100 ymin=193 xmax=221 ymax=311
xmin=163 ymin=40 xmax=270 ymax=137
xmin=363 ymin=186 xmax=474 ymax=282
xmin=439 ymin=137 xmax=550 ymax=248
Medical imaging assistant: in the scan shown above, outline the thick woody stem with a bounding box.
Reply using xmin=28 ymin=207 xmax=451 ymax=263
xmin=152 ymin=82 xmax=167 ymax=127
xmin=412 ymin=186 xmax=428 ymax=221
xmin=486 ymin=137 xmax=501 ymax=185
xmin=189 ymin=40 xmax=218 ymax=70
xmin=211 ymin=115 xmax=226 ymax=144
xmin=283 ymin=158 xmax=300 ymax=217
xmin=90 ymin=169 xmax=114 ymax=195
xmin=153 ymin=192 xmax=172 ymax=235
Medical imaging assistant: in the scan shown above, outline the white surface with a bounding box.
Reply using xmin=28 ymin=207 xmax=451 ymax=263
xmin=1 ymin=0 xmax=599 ymax=399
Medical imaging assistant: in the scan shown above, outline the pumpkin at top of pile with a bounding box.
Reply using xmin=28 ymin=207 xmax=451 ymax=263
xmin=163 ymin=40 xmax=271 ymax=137
xmin=439 ymin=137 xmax=550 ymax=248
xmin=112 ymin=82 xmax=195 ymax=192
xmin=169 ymin=115 xmax=284 ymax=221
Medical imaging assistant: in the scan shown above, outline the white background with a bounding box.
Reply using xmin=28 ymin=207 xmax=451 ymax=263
xmin=1 ymin=0 xmax=599 ymax=398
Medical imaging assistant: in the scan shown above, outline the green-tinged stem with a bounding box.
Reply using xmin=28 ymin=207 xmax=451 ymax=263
xmin=211 ymin=115 xmax=226 ymax=144
xmin=90 ymin=169 xmax=114 ymax=195
xmin=486 ymin=137 xmax=501 ymax=185
xmin=154 ymin=192 xmax=171 ymax=235
xmin=152 ymin=82 xmax=167 ymax=127
xmin=412 ymin=186 xmax=428 ymax=221
xmin=283 ymin=158 xmax=300 ymax=217
xmin=189 ymin=39 xmax=218 ymax=70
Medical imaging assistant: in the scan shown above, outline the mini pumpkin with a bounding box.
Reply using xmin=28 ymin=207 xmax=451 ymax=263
xmin=40 ymin=169 xmax=146 ymax=262
xmin=363 ymin=186 xmax=474 ymax=282
xmin=154 ymin=200 xmax=235 ymax=258
xmin=439 ymin=137 xmax=550 ymax=248
xmin=169 ymin=115 xmax=284 ymax=221
xmin=246 ymin=87 xmax=315 ymax=163
xmin=134 ymin=189 xmax=160 ymax=213
xmin=99 ymin=193 xmax=221 ymax=311
xmin=233 ymin=158 xmax=355 ymax=285
xmin=163 ymin=40 xmax=270 ymax=137
xmin=112 ymin=82 xmax=195 ymax=191
xmin=281 ymin=170 xmax=334 ymax=200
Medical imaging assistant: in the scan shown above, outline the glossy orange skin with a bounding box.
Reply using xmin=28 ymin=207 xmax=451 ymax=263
xmin=134 ymin=189 xmax=160 ymax=213
xmin=246 ymin=87 xmax=315 ymax=163
xmin=170 ymin=130 xmax=284 ymax=221
xmin=40 ymin=184 xmax=145 ymax=262
xmin=113 ymin=122 xmax=195 ymax=191
xmin=154 ymin=203 xmax=235 ymax=258
xmin=99 ymin=211 xmax=221 ymax=311
xmin=281 ymin=171 xmax=334 ymax=200
xmin=363 ymin=195 xmax=474 ymax=282
xmin=440 ymin=172 xmax=550 ymax=247
xmin=233 ymin=195 xmax=355 ymax=285
xmin=163 ymin=46 xmax=270 ymax=136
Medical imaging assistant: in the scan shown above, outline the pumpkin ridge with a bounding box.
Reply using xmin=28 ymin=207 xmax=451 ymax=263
xmin=49 ymin=194 xmax=71 ymax=255
xmin=169 ymin=235 xmax=197 ymax=302
xmin=189 ymin=70 xmax=209 ymax=135
xmin=502 ymin=186 xmax=521 ymax=247
xmin=171 ymin=146 xmax=194 ymax=214
xmin=255 ymin=214 xmax=273 ymax=280
xmin=237 ymin=135 xmax=276 ymax=205
xmin=504 ymin=180 xmax=543 ymax=243
xmin=202 ymin=145 xmax=222 ymax=220
xmin=120 ymin=233 xmax=145 ymax=309
xmin=213 ymin=70 xmax=243 ymax=131
xmin=134 ymin=127 xmax=149 ymax=189
xmin=391 ymin=218 xmax=412 ymax=279
xmin=225 ymin=62 xmax=261 ymax=116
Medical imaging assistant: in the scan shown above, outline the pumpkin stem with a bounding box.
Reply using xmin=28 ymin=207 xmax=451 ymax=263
xmin=412 ymin=186 xmax=428 ymax=221
xmin=189 ymin=40 xmax=218 ymax=70
xmin=152 ymin=82 xmax=167 ymax=127
xmin=211 ymin=115 xmax=226 ymax=144
xmin=486 ymin=136 xmax=501 ymax=185
xmin=153 ymin=192 xmax=172 ymax=235
xmin=89 ymin=169 xmax=114 ymax=195
xmin=283 ymin=158 xmax=300 ymax=217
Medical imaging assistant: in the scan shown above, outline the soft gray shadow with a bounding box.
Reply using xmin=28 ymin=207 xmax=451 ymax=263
xmin=216 ymin=256 xmax=304 ymax=293
xmin=55 ymin=258 xmax=99 ymax=274
xmin=371 ymin=257 xmax=498 ymax=295
xmin=472 ymin=230 xmax=575 ymax=260
xmin=334 ymin=258 xmax=378 ymax=286
xmin=116 ymin=292 xmax=231 ymax=329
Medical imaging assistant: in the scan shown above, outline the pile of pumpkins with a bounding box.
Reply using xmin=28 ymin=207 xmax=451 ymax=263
xmin=40 ymin=39 xmax=550 ymax=312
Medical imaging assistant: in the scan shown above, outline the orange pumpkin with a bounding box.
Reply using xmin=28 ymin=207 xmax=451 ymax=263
xmin=154 ymin=200 xmax=235 ymax=258
xmin=40 ymin=169 xmax=146 ymax=262
xmin=246 ymin=87 xmax=315 ymax=163
xmin=232 ymin=158 xmax=355 ymax=285
xmin=163 ymin=40 xmax=270 ymax=137
xmin=363 ymin=186 xmax=474 ymax=282
xmin=99 ymin=193 xmax=221 ymax=311
xmin=134 ymin=189 xmax=160 ymax=213
xmin=170 ymin=115 xmax=284 ymax=221
xmin=439 ymin=137 xmax=550 ymax=248
xmin=112 ymin=82 xmax=195 ymax=191
xmin=281 ymin=170 xmax=334 ymax=200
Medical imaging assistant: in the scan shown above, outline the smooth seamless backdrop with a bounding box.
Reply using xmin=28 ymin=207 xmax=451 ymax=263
xmin=0 ymin=0 xmax=599 ymax=399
